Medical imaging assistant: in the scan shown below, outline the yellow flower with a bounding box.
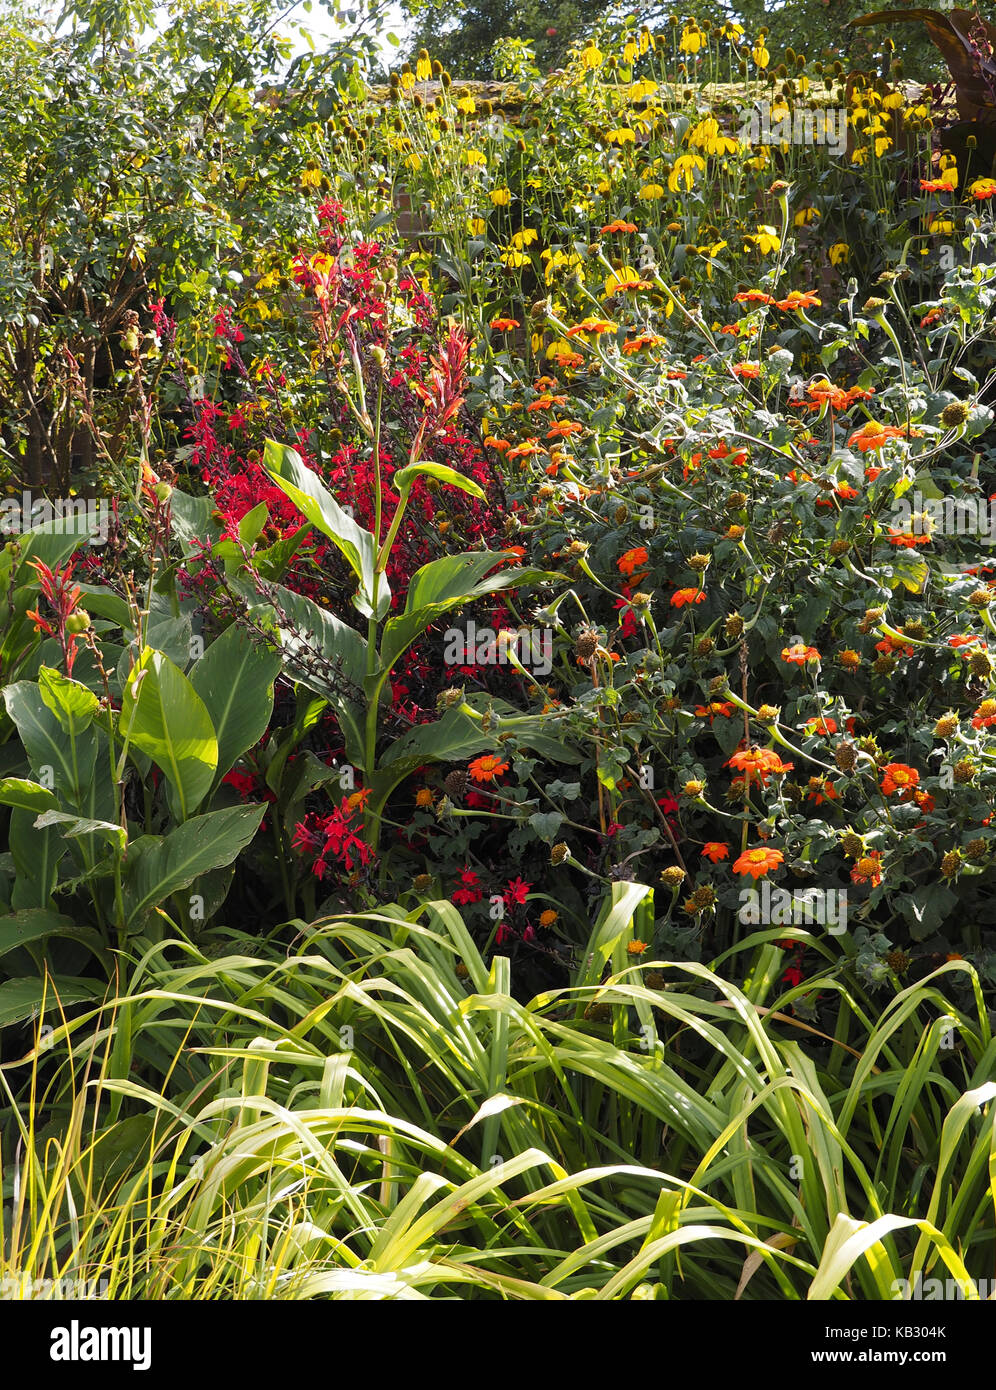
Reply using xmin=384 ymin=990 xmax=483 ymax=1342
xmin=607 ymin=128 xmax=637 ymax=145
xmin=747 ymin=224 xmax=780 ymax=254
xmin=464 ymin=149 xmax=487 ymax=166
xmin=400 ymin=70 xmax=415 ymax=91
xmin=752 ymin=40 xmax=770 ymax=69
xmin=489 ymin=187 xmax=512 ymax=207
xmin=680 ymin=26 xmax=705 ymax=54
xmin=687 ymin=117 xmax=739 ymax=156
xmin=416 ymin=51 xmax=431 ymax=81
xmin=405 ymin=152 xmax=423 ymax=171
xmin=581 ymin=42 xmax=603 ymax=69
xmin=638 ymin=183 xmax=666 ymax=200
xmin=511 ymin=227 xmax=539 ymax=249
xmin=301 ymin=166 xmax=323 ymax=189
xmin=794 ymin=207 xmax=820 ymax=226
xmin=500 ymin=248 xmax=530 ymax=267
xmin=928 ymin=216 xmax=955 ymax=234
xmin=457 ymin=96 xmax=476 ymax=114
xmin=467 ymin=216 xmax=486 ymax=235
xmin=668 ymin=154 xmax=706 ymax=192
xmin=829 ymin=241 xmax=850 ymax=266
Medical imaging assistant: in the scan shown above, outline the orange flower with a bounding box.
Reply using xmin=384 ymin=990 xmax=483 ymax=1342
xmin=920 ymin=174 xmax=957 ymax=193
xmin=887 ymin=529 xmax=931 ymax=548
xmin=726 ymin=747 xmax=794 ymax=786
xmin=546 ymin=420 xmax=583 ymax=440
xmin=781 ymin=643 xmax=821 ymax=664
xmin=695 ymin=701 xmax=735 ymax=721
xmin=506 ymin=438 xmax=545 ymax=460
xmin=804 ymin=717 xmax=838 ymax=735
xmin=565 ymin=317 xmax=616 ymax=337
xmin=617 ymin=546 xmax=649 ymax=578
xmin=626 ymin=939 xmax=650 ymax=955
xmin=949 ymin=634 xmax=983 ymax=650
xmin=671 ymin=588 xmax=706 ymax=607
xmin=732 ymin=845 xmax=785 ymax=879
xmin=848 ymin=420 xmax=907 ymax=452
xmin=850 ymin=850 xmax=883 ymax=886
xmin=526 ymin=393 xmax=567 ymax=412
xmin=483 ymin=435 xmax=511 ymax=453
xmin=600 ymin=219 xmax=637 ymax=234
xmin=880 ymin=762 xmax=919 ymax=796
xmin=702 ymin=841 xmax=730 ymax=862
xmin=971 ymin=699 xmax=996 ymax=729
xmin=490 ymin=317 xmax=520 ymax=331
xmin=774 ymin=290 xmax=821 ymax=311
xmin=621 ymin=332 xmax=663 ymax=354
xmin=732 ymin=362 xmax=761 ymax=378
xmin=346 ymin=788 xmax=372 ymax=811
xmin=468 ymin=753 xmax=510 ymax=783
xmin=414 ymin=787 xmax=435 ymax=808
xmin=733 ymin=290 xmax=773 ymax=304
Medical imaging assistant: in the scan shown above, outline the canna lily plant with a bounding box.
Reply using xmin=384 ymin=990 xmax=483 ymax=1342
xmin=232 ymin=326 xmax=575 ymax=852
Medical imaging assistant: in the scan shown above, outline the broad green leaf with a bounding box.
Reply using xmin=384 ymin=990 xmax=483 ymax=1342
xmin=122 ymin=803 xmax=266 ymax=931
xmin=9 ymin=808 xmax=60 ymax=910
xmin=0 ymin=908 xmax=108 ymax=966
xmin=38 ymin=665 xmax=100 ymax=734
xmin=34 ymin=809 xmax=127 ymax=853
xmin=392 ymin=462 xmax=487 ymax=501
xmin=190 ymin=623 xmax=281 ymax=789
xmin=0 ymin=778 xmax=59 ymax=814
xmin=263 ymin=439 xmax=388 ymax=619
xmin=3 ymin=680 xmax=98 ymax=805
xmin=120 ymin=647 xmax=218 ymax=820
xmin=0 ymin=975 xmax=104 ymax=1029
xmin=380 ymin=553 xmax=561 ymax=672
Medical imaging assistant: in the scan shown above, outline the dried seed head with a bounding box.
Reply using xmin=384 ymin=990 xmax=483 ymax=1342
xmin=835 ymin=741 xmax=858 ymax=772
xmin=940 ymin=400 xmax=971 ymax=428
xmin=444 ymin=770 xmax=467 ymax=799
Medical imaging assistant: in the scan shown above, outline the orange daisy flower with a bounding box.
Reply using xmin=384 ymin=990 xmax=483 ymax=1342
xmin=546 ymin=420 xmax=583 ymax=440
xmin=732 ymin=845 xmax=785 ymax=879
xmin=782 ymin=643 xmax=821 ymax=664
xmin=600 ymin=219 xmax=637 ymax=234
xmin=850 ymin=850 xmax=883 ymax=886
xmin=732 ymin=362 xmax=761 ymax=378
xmin=617 ymin=546 xmax=649 ymax=578
xmin=468 ymin=753 xmax=510 ymax=784
xmin=971 ymin=699 xmax=996 ymax=729
xmin=489 ymin=317 xmax=520 ymax=331
xmin=671 ymin=588 xmax=706 ymax=607
xmin=774 ymin=290 xmax=821 ymax=311
xmin=880 ymin=762 xmax=919 ymax=796
xmin=733 ymin=290 xmax=773 ymax=304
xmin=848 ymin=420 xmax=907 ymax=451
xmin=702 ymin=841 xmax=730 ymax=862
xmin=565 ymin=317 xmax=616 ymax=337
xmin=726 ymin=748 xmax=794 ymax=786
